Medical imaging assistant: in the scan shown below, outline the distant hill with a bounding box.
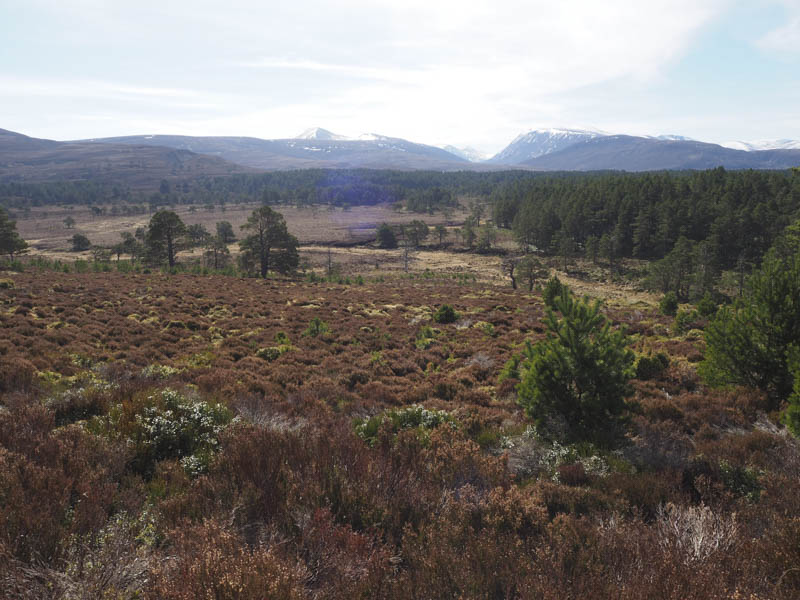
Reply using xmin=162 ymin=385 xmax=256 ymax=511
xmin=489 ymin=128 xmax=604 ymax=164
xmin=4 ymin=126 xmax=799 ymax=182
xmin=522 ymin=135 xmax=800 ymax=171
xmin=0 ymin=128 xmax=248 ymax=187
xmin=442 ymin=145 xmax=488 ymax=163
xmin=81 ymin=133 xmax=472 ymax=171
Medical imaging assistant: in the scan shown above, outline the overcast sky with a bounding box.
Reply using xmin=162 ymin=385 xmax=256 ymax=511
xmin=1 ymin=0 xmax=799 ymax=154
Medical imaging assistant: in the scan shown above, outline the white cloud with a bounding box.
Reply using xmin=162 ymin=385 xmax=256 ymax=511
xmin=2 ymin=0 xmax=728 ymax=150
xmin=756 ymin=0 xmax=800 ymax=53
xmin=759 ymin=18 xmax=800 ymax=53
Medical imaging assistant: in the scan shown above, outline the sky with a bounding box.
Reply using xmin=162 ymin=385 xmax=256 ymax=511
xmin=1 ymin=0 xmax=799 ymax=155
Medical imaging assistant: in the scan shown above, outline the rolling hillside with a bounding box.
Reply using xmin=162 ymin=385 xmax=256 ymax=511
xmin=0 ymin=128 xmax=249 ymax=188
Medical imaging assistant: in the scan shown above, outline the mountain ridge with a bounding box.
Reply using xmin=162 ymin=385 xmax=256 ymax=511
xmin=521 ymin=134 xmax=800 ymax=171
xmin=76 ymin=132 xmax=471 ymax=171
xmin=3 ymin=126 xmax=800 ymax=181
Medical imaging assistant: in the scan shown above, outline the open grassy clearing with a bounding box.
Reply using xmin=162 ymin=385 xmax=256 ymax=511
xmin=14 ymin=202 xmax=470 ymax=256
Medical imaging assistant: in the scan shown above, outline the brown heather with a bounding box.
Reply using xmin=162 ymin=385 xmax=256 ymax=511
xmin=0 ymin=270 xmax=798 ymax=598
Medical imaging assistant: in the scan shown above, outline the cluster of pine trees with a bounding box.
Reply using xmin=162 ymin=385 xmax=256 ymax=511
xmin=493 ymin=168 xmax=800 ymax=275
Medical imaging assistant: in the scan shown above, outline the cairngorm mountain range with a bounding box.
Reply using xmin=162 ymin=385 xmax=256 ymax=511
xmin=1 ymin=125 xmax=799 ymax=186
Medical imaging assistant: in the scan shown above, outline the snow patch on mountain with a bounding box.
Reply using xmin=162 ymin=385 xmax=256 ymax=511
xmin=720 ymin=139 xmax=800 ymax=152
xmin=296 ymin=127 xmax=349 ymax=141
xmin=357 ymin=133 xmax=387 ymax=141
xmin=653 ymin=134 xmax=694 ymax=141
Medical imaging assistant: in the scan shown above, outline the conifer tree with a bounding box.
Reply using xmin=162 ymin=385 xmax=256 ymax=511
xmin=517 ymin=288 xmax=634 ymax=445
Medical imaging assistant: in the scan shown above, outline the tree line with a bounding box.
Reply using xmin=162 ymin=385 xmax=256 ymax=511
xmin=0 ymin=169 xmax=521 ymax=212
xmin=493 ymin=168 xmax=799 ymax=270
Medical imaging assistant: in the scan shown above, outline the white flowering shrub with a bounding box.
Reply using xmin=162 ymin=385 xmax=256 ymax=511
xmin=355 ymin=404 xmax=453 ymax=445
xmin=132 ymin=388 xmax=232 ymax=475
xmin=91 ymin=387 xmax=233 ymax=477
xmin=503 ymin=426 xmax=610 ymax=481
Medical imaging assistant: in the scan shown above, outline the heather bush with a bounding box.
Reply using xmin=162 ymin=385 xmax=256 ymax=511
xmin=0 ymin=404 xmax=127 ymax=565
xmin=0 ymin=356 xmax=36 ymax=393
xmin=1 ymin=269 xmax=798 ymax=598
xmin=149 ymin=520 xmax=305 ymax=600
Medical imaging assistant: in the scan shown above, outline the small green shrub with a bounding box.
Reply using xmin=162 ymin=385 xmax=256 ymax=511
xmin=634 ymin=352 xmax=670 ymax=380
xmin=719 ymin=460 xmax=761 ymax=502
xmin=659 ymin=292 xmax=678 ymax=316
xmin=432 ymin=304 xmax=459 ymax=324
xmin=782 ymin=346 xmax=800 ymax=437
xmin=303 ymin=316 xmax=330 ymax=337
xmin=542 ymin=276 xmax=566 ymax=309
xmin=256 ymin=346 xmax=289 ymax=361
xmin=474 ymin=321 xmax=496 ymax=337
xmin=695 ymin=292 xmax=717 ymax=318
xmin=141 ymin=364 xmax=183 ymax=379
xmin=0 ymin=278 xmax=14 ymax=289
xmin=354 ymin=404 xmax=453 ymax=445
xmin=673 ymin=309 xmax=701 ymax=335
xmin=415 ymin=325 xmax=437 ymax=350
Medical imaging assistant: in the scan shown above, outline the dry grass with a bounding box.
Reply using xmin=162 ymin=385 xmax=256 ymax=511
xmin=15 ymin=202 xmax=469 ymax=256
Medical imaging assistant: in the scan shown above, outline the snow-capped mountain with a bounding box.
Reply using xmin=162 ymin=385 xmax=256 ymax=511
xmin=61 ymin=125 xmax=800 ymax=173
xmin=719 ymin=139 xmax=800 ymax=152
xmin=519 ymin=135 xmax=800 ymax=171
xmin=296 ymin=127 xmax=349 ymax=141
xmin=489 ymin=128 xmax=606 ymax=164
xmin=442 ymin=145 xmax=488 ymax=163
xmin=81 ymin=130 xmax=469 ymax=170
